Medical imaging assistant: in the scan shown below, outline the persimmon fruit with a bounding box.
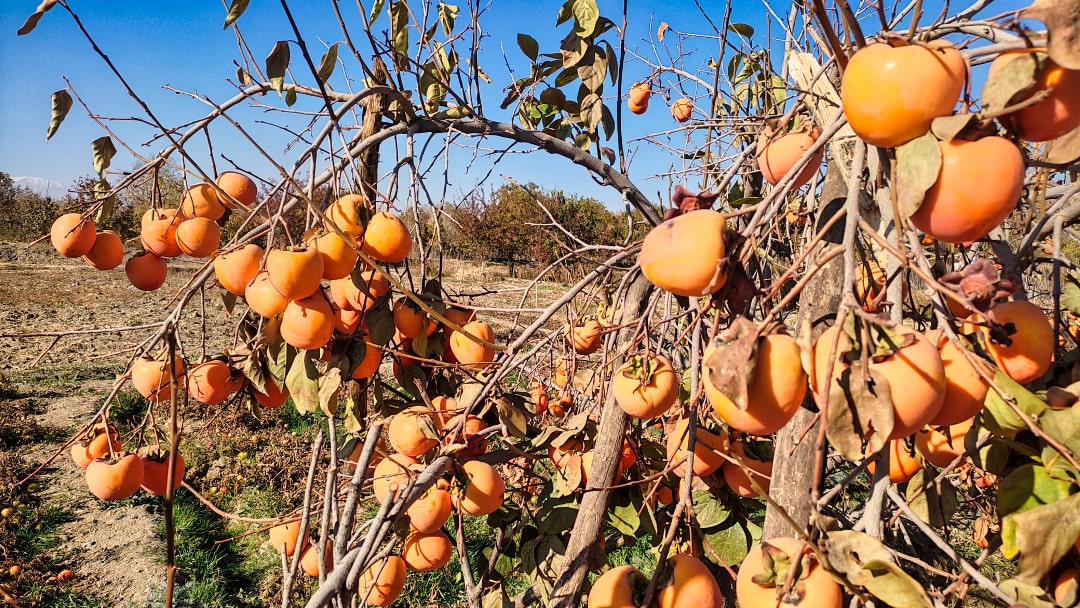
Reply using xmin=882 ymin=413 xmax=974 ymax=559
xmin=671 ymin=97 xmax=694 ymax=122
xmin=306 ymin=230 xmax=358 ymax=280
xmin=254 ymin=377 xmax=289 ymax=408
xmin=358 ymin=556 xmax=407 ymax=606
xmin=991 ymin=50 xmax=1080 ymax=142
xmin=666 ymin=418 xmax=730 ymax=476
xmin=611 ymin=353 xmax=678 ymax=419
xmin=139 ymin=450 xmax=185 ymax=496
xmin=640 ymin=209 xmax=727 ymax=297
xmin=587 ymin=565 xmax=646 ymax=608
xmin=130 ymin=355 xmax=186 ymax=401
xmin=179 ymin=183 xmax=225 ymax=220
xmin=388 ymin=406 xmax=441 ymax=457
xmin=449 ymin=321 xmax=496 ymax=369
xmin=722 ymin=438 xmax=773 ymax=498
xmin=82 ymin=230 xmax=123 ymax=270
xmin=324 ymin=193 xmax=367 ymax=237
xmin=280 ymin=291 xmax=335 ymax=351
xmin=737 ymin=537 xmax=843 ymax=608
xmin=841 ymin=40 xmax=965 ymax=148
xmin=140 ymin=216 xmax=183 ymax=258
xmin=565 ymin=319 xmax=603 ymax=355
xmin=351 ymin=339 xmax=383 ymax=379
xmin=266 ymin=247 xmax=324 ymax=300
xmin=175 ymin=217 xmax=221 ymax=258
xmin=299 ymin=541 xmax=332 ymax=577
xmin=371 ymin=453 xmax=418 ymax=503
xmin=915 ymin=417 xmax=973 ymax=468
xmin=867 ymin=439 xmax=923 ymax=483
xmin=85 ymin=453 xmax=144 ymax=501
xmin=452 ymin=459 xmax=505 ymax=516
xmin=628 ymin=82 xmax=651 ymax=114
xmin=656 ymin=553 xmax=724 ymax=608
xmin=407 ymin=486 xmax=453 ymax=533
xmin=50 ymin=213 xmax=97 ymax=258
xmin=401 ymin=530 xmax=453 ymax=571
xmin=930 ymin=332 xmax=990 ymax=426
xmin=213 ymin=244 xmax=263 ymax=296
xmin=976 ymin=300 xmax=1054 ymax=384
xmin=186 ymin=360 xmax=233 ymax=405
xmin=362 ymin=211 xmax=412 ymax=263
xmin=705 ymin=333 xmax=807 ymax=435
xmin=756 ymin=124 xmax=824 ymax=189
xmin=215 ymin=171 xmax=257 ymax=208
xmin=444 ymin=413 xmax=488 ymax=459
xmin=245 ymin=270 xmax=290 ymax=318
xmin=268 ymin=520 xmax=306 ymax=557
xmin=125 ymin=252 xmax=168 ymax=291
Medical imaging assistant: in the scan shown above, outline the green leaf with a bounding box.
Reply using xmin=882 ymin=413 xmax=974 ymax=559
xmin=92 ymin=178 xmax=114 ymax=225
xmin=692 ymin=490 xmax=732 ymax=529
xmin=284 ymin=86 xmax=297 ymax=107
xmin=728 ymin=23 xmax=755 ymax=37
xmin=607 ymin=489 xmax=641 ymax=535
xmin=982 ymin=370 xmax=1048 ymax=437
xmin=265 ymin=41 xmax=291 ymax=95
xmin=1039 ymin=405 xmax=1080 ymax=461
xmin=516 ymin=33 xmax=539 ymax=62
xmin=368 ymin=0 xmax=387 ymax=23
xmin=17 ymin=0 xmax=58 ymax=36
xmin=1000 ymin=493 xmax=1080 ymax=583
xmin=980 ymin=50 xmax=1043 ymax=114
xmin=390 ymin=0 xmax=410 ymax=70
xmin=894 ymin=132 xmax=942 ymax=221
xmin=861 ymin=560 xmax=933 ymax=608
xmin=223 ymin=0 xmax=249 ymax=28
xmin=999 ymin=578 xmax=1056 ymax=608
xmin=285 ymin=348 xmax=321 ymax=415
xmin=45 ymin=89 xmax=72 ymax=141
xmin=572 ymin=0 xmax=599 ymax=37
xmin=495 ymin=397 xmax=528 ymax=439
xmin=317 ymin=43 xmax=339 ymax=82
xmin=560 ymin=31 xmax=586 ymax=69
xmin=90 ymin=136 xmax=115 ymax=177
xmin=905 ymin=469 xmax=956 ymax=527
xmin=437 ymin=2 xmax=458 ymax=36
xmin=702 ymin=521 xmax=752 ymax=566
xmin=1063 ymin=273 xmax=1080 ymax=317
xmin=997 ymin=464 xmax=1074 ymax=518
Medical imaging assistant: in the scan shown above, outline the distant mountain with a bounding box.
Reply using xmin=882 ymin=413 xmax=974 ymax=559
xmin=13 ymin=176 xmax=68 ymax=198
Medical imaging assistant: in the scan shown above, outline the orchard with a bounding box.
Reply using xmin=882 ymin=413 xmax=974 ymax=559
xmin=4 ymin=0 xmax=1080 ymax=607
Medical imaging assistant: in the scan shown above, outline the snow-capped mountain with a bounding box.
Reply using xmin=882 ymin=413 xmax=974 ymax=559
xmin=13 ymin=176 xmax=68 ymax=197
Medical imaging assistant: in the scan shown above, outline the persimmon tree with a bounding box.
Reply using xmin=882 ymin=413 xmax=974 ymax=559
xmin=11 ymin=0 xmax=1080 ymax=607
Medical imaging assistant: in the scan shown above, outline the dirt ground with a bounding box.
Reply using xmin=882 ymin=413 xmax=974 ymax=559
xmin=0 ymin=240 xmax=567 ymax=607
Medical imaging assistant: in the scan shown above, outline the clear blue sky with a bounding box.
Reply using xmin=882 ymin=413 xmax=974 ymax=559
xmin=0 ymin=0 xmax=1031 ymax=207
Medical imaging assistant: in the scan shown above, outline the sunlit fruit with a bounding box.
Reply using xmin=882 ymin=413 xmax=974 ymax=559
xmin=139 ymin=450 xmax=185 ymax=495
xmin=444 ymin=414 xmax=489 ymax=459
xmin=245 ymin=270 xmax=290 ymax=318
xmin=306 ymin=229 xmax=358 ymax=280
xmin=212 ymin=243 xmax=263 ymax=296
xmin=175 ymin=217 xmax=221 ymax=258
xmin=929 ymin=332 xmax=990 ymax=426
xmin=449 ymin=321 xmax=496 ymax=369
xmin=565 ymin=319 xmax=603 ymax=355
xmin=867 ymin=438 xmax=923 ymax=483
xmin=324 ymin=193 xmax=367 ymax=237
xmin=186 ymin=360 xmax=233 ymax=405
xmin=393 ymin=298 xmax=438 ymax=339
xmin=671 ymin=97 xmax=694 ymax=123
xmin=371 ymin=453 xmax=418 ymax=503
xmin=388 ymin=406 xmax=441 ymax=457
xmin=611 ymin=353 xmax=678 ymax=419
xmin=329 ymin=269 xmax=389 ymax=312
xmin=85 ymin=453 xmax=144 ymax=501
xmin=358 ymin=555 xmax=407 ymax=606
xmin=656 ymin=553 xmax=724 ymax=608
xmin=179 ymin=182 xmax=225 ymax=220
xmin=215 ymin=171 xmax=257 ymax=208
xmin=628 ymin=81 xmax=651 ymax=114
xmin=588 ymin=565 xmax=646 ymax=608
xmin=268 ymin=519 xmax=307 ymax=557
xmin=85 ymin=427 xmax=122 ymax=462
xmin=130 ymin=355 xmax=186 ymax=401
xmin=666 ymin=418 xmax=729 ymax=476
xmin=452 ymin=460 xmax=505 ymax=516
xmin=756 ymin=123 xmax=824 ymax=189
xmin=70 ymin=438 xmax=95 ymax=469
xmin=975 ymin=300 xmax=1054 ymax=384
xmin=266 ymin=247 xmax=324 ymax=300
xmin=737 ymin=537 xmax=843 ymax=608
xmin=50 ymin=213 xmax=96 ymax=258
xmin=402 ymin=530 xmax=453 ymax=571
xmin=140 ymin=215 xmax=183 ymax=258
xmin=991 ymin=50 xmax=1080 ymax=142
xmin=909 ymin=136 xmax=1025 ymax=244
xmin=82 ymin=230 xmax=124 ymax=270
xmin=280 ymin=291 xmax=336 ymax=350
xmin=812 ymin=324 xmax=945 ymax=439
xmin=841 ymin=40 xmax=965 ymax=148
xmin=407 ymin=486 xmax=453 ymax=533
xmin=705 ymin=333 xmax=808 ymax=435
xmin=125 ymin=252 xmax=168 ymax=291
xmin=915 ymin=417 xmax=973 ymax=468
xmin=362 ymin=211 xmax=412 ymax=263
xmin=300 ymin=541 xmax=332 ymax=577
xmin=254 ymin=377 xmax=290 ymax=408
xmin=722 ymin=438 xmax=773 ymax=498
xmin=640 ymin=209 xmax=727 ymax=297
xmin=350 ymin=338 xmax=383 ymax=380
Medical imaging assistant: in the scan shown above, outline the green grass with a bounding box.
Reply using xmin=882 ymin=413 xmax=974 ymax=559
xmin=19 ymin=586 xmax=109 ymax=608
xmin=12 ymin=505 xmax=77 ymax=560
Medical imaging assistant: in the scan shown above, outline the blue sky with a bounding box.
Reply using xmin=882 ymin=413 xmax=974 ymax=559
xmin=0 ymin=0 xmax=1031 ymax=207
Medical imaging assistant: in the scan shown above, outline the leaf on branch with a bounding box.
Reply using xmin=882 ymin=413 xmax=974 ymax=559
xmin=657 ymin=21 xmax=669 ymax=42
xmin=981 ymin=369 xmax=1048 ymax=437
xmin=572 ymin=0 xmax=600 ymax=37
xmin=1001 ymin=493 xmax=1080 ymax=583
xmin=517 ymin=33 xmax=539 ymax=61
xmin=285 ymin=348 xmax=320 ymax=415
xmin=241 ymin=348 xmax=269 ymax=395
xmin=368 ymin=0 xmax=387 ymax=24
xmin=1047 ymin=123 xmax=1080 ymax=164
xmin=45 ymin=89 xmax=72 ymax=141
xmin=318 ymin=365 xmax=342 ymax=417
xmin=692 ymin=490 xmax=732 ymax=529
xmin=317 ymin=43 xmax=339 ymax=82
xmin=702 ymin=520 xmax=753 ymax=566
xmin=825 ymin=362 xmax=895 ymax=461
xmin=92 ymin=178 xmax=114 ymax=225
xmin=265 ymin=41 xmax=290 ymax=95
xmin=222 ymin=0 xmax=250 ymax=29
xmin=560 ymin=30 xmax=586 ymax=69
xmin=495 ymin=397 xmax=528 ymax=439
xmin=997 ymin=463 xmax=1074 ymax=518
xmin=390 ymin=0 xmax=410 ymax=70
xmin=905 ymin=469 xmax=957 ymax=528
xmin=579 ymin=92 xmax=602 ymax=132
xmin=1022 ymin=0 xmax=1080 ymax=70
xmin=823 ymin=530 xmax=932 ymax=608
xmin=703 ymin=316 xmax=761 ymax=412
xmin=90 ymin=136 xmax=116 ymax=177
xmin=999 ymin=578 xmax=1056 ymax=608
xmin=728 ymin=23 xmax=755 ymax=37
xmin=894 ymin=132 xmax=942 ymax=221
xmin=980 ymin=50 xmax=1042 ymax=113
xmin=608 ymin=489 xmax=642 ymax=535
xmin=437 ymin=2 xmax=458 ymax=36
xmin=1038 ymin=405 xmax=1080 ymax=461
xmin=17 ymin=0 xmax=57 ymax=36
xmin=930 ymin=113 xmax=975 ymax=142
xmin=284 ymin=86 xmax=297 ymax=107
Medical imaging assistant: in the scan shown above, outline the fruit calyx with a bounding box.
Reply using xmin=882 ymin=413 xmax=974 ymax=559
xmin=938 ymin=258 xmax=1018 ymax=313
xmin=664 ymin=185 xmax=720 ymax=220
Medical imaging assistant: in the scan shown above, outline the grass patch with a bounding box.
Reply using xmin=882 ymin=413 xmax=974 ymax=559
xmin=6 ymin=362 xmax=121 ymax=386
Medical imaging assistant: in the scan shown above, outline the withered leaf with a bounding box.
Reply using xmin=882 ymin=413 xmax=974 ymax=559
xmin=704 ymin=317 xmax=761 ymax=411
xmin=894 ymin=132 xmax=942 ymax=221
xmin=1023 ymin=0 xmax=1080 ymax=70
xmin=1046 ymin=122 xmax=1080 ymax=165
xmin=825 ymin=361 xmax=895 ymax=461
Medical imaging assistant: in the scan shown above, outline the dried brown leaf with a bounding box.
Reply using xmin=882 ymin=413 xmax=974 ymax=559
xmin=1023 ymin=0 xmax=1080 ymax=70
xmin=704 ymin=317 xmax=761 ymax=411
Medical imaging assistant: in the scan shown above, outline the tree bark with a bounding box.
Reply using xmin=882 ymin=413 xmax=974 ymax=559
xmin=761 ymin=161 xmax=847 ymax=539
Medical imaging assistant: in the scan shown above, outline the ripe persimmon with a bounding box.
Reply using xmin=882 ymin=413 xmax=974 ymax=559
xmin=407 ymin=486 xmax=453 ymax=533
xmin=449 ymin=321 xmax=496 ymax=369
xmin=929 ymin=332 xmax=990 ymax=426
xmin=565 ymin=319 xmax=603 ymax=355
xmin=442 ymin=306 xmax=476 ymax=330
xmin=125 ymin=252 xmax=168 ymax=291
xmin=266 ymin=247 xmax=324 ymax=300
xmin=909 ymin=136 xmax=1025 ymax=244
xmin=50 ymin=213 xmax=97 ymax=258
xmin=974 ymin=300 xmax=1054 ymax=384
xmin=854 ymin=259 xmax=909 ymax=313
xmin=402 ymin=530 xmax=453 ymax=571
xmin=393 ymin=298 xmax=438 ymax=339
xmin=85 ymin=452 xmax=144 ymax=501
xmin=140 ymin=215 xmax=183 ymax=258
xmin=130 ymin=355 xmax=186 ymax=401
xmin=324 ymin=194 xmax=367 ymax=237
xmin=737 ymin=537 xmax=842 ymax=608
xmin=722 ymin=437 xmax=773 ymax=498
xmin=452 ymin=459 xmax=505 ymax=516
xmin=299 ymin=541 xmax=332 ymax=577
xmin=329 ymin=269 xmax=388 ymax=311
xmin=175 ymin=217 xmax=221 ymax=258
xmin=756 ymin=123 xmax=824 ymax=189
xmin=361 ymin=211 xmax=412 ymax=263
xmin=245 ymin=270 xmax=290 ymax=318
xmin=268 ymin=520 xmax=307 ymax=557
xmin=179 ymin=183 xmax=225 ymax=220
xmin=215 ymin=171 xmax=257 ymax=208
xmin=705 ymin=333 xmax=807 ymax=435
xmin=628 ymin=81 xmax=651 ymax=114
xmin=867 ymin=438 xmax=923 ymax=483
xmin=70 ymin=438 xmax=95 ymax=469
xmin=212 ymin=243 xmax=263 ymax=296
xmin=371 ymin=453 xmax=418 ymax=503
xmin=359 ymin=555 xmax=407 ymax=606
xmin=85 ymin=429 xmax=122 ymax=462
xmin=611 ymin=353 xmax=678 ymax=419
xmin=671 ymin=97 xmax=694 ymax=122
xmin=334 ymin=303 xmax=362 ymax=335
xmin=991 ymin=50 xmax=1080 ymax=142
xmin=915 ymin=417 xmax=972 ymax=468
xmin=640 ymin=209 xmax=727 ymax=297
xmin=254 ymin=377 xmax=289 ymax=408
xmin=350 ymin=338 xmax=383 ymax=379
xmin=841 ymin=40 xmax=965 ymax=148
xmin=812 ymin=324 xmax=945 ymax=439
xmin=82 ymin=230 xmax=124 ymax=270
xmin=280 ymin=291 xmax=336 ymax=350
xmin=306 ymin=229 xmax=358 ymax=280
xmin=666 ymin=418 xmax=730 ymax=476
xmin=139 ymin=450 xmax=185 ymax=495
xmin=388 ymin=406 xmax=441 ymax=457
xmin=656 ymin=553 xmax=724 ymax=608
xmin=588 ymin=565 xmax=646 ymax=608
xmin=186 ymin=360 xmax=233 ymax=405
